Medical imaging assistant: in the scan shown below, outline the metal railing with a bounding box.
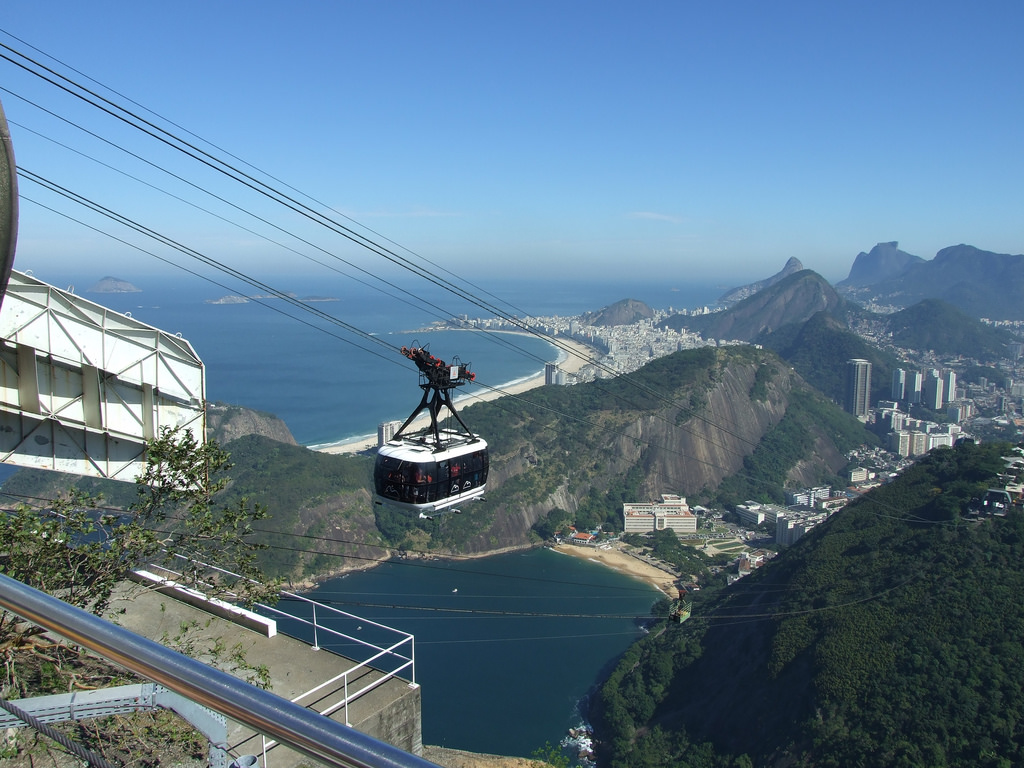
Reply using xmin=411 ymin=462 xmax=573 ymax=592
xmin=264 ymin=591 xmax=416 ymax=726
xmin=150 ymin=559 xmax=417 ymax=728
xmin=0 ymin=572 xmax=439 ymax=768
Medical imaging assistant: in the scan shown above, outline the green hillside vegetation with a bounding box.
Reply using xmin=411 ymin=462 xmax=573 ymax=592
xmin=1 ymin=344 xmax=873 ymax=578
xmin=761 ymin=311 xmax=899 ymax=408
xmin=1 ymin=435 xmax=380 ymax=581
xmin=886 ymin=298 xmax=1014 ymax=362
xmin=595 ymin=440 xmax=1024 ymax=767
xmin=461 ymin=345 xmax=865 ymax=536
xmin=432 ymin=346 xmax=722 ymax=542
xmin=712 ymin=384 xmax=877 ymax=507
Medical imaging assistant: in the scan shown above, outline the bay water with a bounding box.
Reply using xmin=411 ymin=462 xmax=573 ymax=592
xmin=304 ymin=547 xmax=662 ymax=757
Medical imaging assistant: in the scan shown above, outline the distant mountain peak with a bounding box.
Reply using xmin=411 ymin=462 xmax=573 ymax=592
xmin=665 ymin=269 xmax=842 ymax=343
xmin=581 ymin=298 xmax=654 ymax=327
xmin=836 ymin=241 xmax=923 ymax=288
xmin=719 ymin=257 xmax=804 ymax=303
xmin=836 ymin=242 xmax=1024 ymax=320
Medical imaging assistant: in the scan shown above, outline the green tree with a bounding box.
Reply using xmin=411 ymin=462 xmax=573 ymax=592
xmin=134 ymin=426 xmax=281 ymax=607
xmin=0 ymin=425 xmax=280 ymax=653
xmin=532 ymin=741 xmax=570 ymax=768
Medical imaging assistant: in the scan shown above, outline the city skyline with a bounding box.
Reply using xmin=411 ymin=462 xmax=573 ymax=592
xmin=2 ymin=2 xmax=1022 ymax=291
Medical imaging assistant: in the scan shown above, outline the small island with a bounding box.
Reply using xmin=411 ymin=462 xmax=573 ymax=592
xmin=88 ymin=276 xmax=141 ymax=294
xmin=205 ymin=293 xmax=339 ymax=305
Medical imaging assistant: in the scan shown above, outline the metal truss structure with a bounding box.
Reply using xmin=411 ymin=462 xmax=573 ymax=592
xmin=0 ymin=270 xmax=206 ymax=480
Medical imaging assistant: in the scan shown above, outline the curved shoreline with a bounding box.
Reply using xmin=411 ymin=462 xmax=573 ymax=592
xmin=314 ymin=334 xmax=596 ymax=455
xmin=551 ymin=542 xmax=677 ymax=597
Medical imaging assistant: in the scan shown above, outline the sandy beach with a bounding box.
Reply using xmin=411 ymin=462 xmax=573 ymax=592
xmin=552 ymin=542 xmax=678 ymax=597
xmin=317 ymin=334 xmax=596 ymax=455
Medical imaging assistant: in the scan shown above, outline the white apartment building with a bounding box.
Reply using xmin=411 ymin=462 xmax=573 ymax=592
xmin=734 ymin=501 xmax=786 ymax=528
xmin=776 ymin=511 xmax=830 ymax=546
xmin=623 ymin=493 xmax=697 ymax=535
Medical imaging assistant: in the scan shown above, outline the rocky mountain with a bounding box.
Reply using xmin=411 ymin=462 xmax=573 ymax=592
xmin=835 ymin=241 xmax=924 ymax=288
xmin=1 ymin=347 xmax=867 ymax=578
xmin=719 ymin=256 xmax=804 ymax=303
xmin=662 ymin=270 xmax=844 ymax=343
xmin=440 ymin=345 xmax=865 ymax=554
xmin=580 ymin=298 xmax=654 ymax=327
xmin=836 ymin=243 xmax=1024 ymax=321
xmin=87 ymin=276 xmax=141 ymax=293
xmin=206 ymin=402 xmax=297 ymax=445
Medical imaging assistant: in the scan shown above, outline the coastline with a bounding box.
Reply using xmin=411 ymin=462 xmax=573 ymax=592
xmin=315 ymin=334 xmax=596 ymax=455
xmin=552 ymin=541 xmax=677 ymax=597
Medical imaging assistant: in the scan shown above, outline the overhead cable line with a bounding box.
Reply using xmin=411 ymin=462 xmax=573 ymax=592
xmin=21 ymin=169 xmax=760 ymax=489
xmin=1 ymin=39 xmax=764 ymax=468
xmin=1 ymin=43 xmax=760 ymax=455
xmin=5 ymin=37 xmax=857 ymax=510
xmin=17 ymin=173 xmax=400 ymax=366
xmin=18 ymin=156 xmax=757 ymax=480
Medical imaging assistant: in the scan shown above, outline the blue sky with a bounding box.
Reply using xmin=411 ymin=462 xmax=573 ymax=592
xmin=2 ymin=1 xmax=1022 ymax=290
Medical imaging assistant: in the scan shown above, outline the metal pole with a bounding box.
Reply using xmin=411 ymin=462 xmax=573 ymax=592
xmin=0 ymin=574 xmax=439 ymax=768
xmin=0 ymin=96 xmax=18 ymax=305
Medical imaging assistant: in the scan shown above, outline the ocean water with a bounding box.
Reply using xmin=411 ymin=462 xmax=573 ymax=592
xmin=80 ymin=273 xmax=725 ymax=446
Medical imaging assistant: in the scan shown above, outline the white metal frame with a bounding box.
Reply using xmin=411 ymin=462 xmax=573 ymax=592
xmin=0 ymin=270 xmax=205 ymax=480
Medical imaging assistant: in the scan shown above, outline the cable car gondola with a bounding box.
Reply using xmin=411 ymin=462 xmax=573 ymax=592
xmin=373 ymin=345 xmax=489 ymax=517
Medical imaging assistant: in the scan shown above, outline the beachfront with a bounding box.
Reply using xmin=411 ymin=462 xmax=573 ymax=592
xmin=553 ymin=541 xmax=678 ymax=597
xmin=317 ymin=335 xmax=595 ymax=455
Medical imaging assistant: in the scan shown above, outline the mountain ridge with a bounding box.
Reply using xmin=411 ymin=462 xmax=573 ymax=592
xmin=662 ymin=270 xmax=845 ymax=343
xmin=836 ymin=243 xmax=1024 ymax=320
xmin=719 ymin=256 xmax=804 ymax=303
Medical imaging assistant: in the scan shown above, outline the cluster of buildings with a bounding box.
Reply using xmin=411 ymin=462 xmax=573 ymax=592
xmin=619 ymin=488 xmax=848 ymax=549
xmin=735 ymin=488 xmax=847 ymax=547
xmin=845 ymin=358 xmax=980 ymax=458
xmin=447 ymin=307 xmax=717 ymax=385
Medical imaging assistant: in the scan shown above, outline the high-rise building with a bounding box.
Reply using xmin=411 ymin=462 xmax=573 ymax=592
xmin=924 ymin=370 xmax=944 ymax=411
xmin=892 ymin=368 xmax=906 ymax=401
xmin=889 ymin=430 xmax=911 ymax=457
xmin=544 ymin=362 xmax=557 ymax=385
xmin=845 ymin=359 xmax=872 ymax=417
xmin=878 ymin=408 xmax=906 ymax=433
xmin=908 ymin=370 xmax=923 ymax=404
xmin=943 ymin=370 xmax=957 ymax=406
xmin=377 ymin=420 xmax=401 ymax=446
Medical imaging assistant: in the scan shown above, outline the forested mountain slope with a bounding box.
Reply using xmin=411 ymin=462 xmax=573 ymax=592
xmin=595 ymin=440 xmax=1024 ymax=767
xmin=1 ymin=346 xmax=869 ymax=579
xmin=885 ymin=298 xmax=1015 ymax=362
xmin=760 ymin=311 xmax=899 ymax=408
xmin=417 ymin=345 xmax=868 ymax=552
